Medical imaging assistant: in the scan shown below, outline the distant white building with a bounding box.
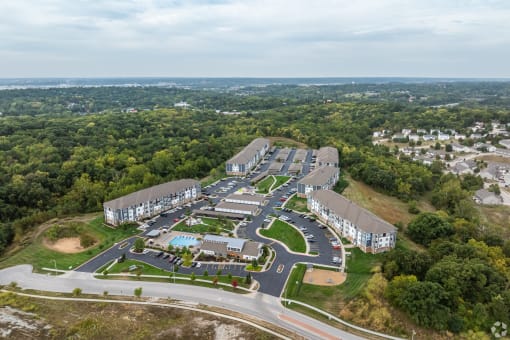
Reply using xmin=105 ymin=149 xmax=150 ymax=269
xmin=438 ymin=133 xmax=450 ymax=141
xmin=402 ymin=129 xmax=412 ymax=136
xmin=451 ymin=143 xmax=471 ymax=153
xmin=423 ymin=135 xmax=436 ymax=141
xmin=454 ymin=134 xmax=466 ymax=140
xmin=174 ymin=101 xmax=190 ymax=108
xmin=470 ymin=133 xmax=483 ymax=140
xmin=408 ymin=134 xmax=420 ymax=142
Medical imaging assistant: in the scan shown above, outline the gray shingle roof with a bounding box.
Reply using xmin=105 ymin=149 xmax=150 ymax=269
xmin=203 ymin=234 xmax=246 ymax=250
xmin=317 ymin=146 xmax=339 ymax=166
xmin=309 ymin=190 xmax=396 ymax=234
xmin=225 ymin=193 xmax=266 ymax=205
xmin=298 ymin=166 xmax=338 ymax=186
xmin=103 ymin=179 xmax=200 ymax=210
xmin=227 ymin=138 xmax=269 ymax=165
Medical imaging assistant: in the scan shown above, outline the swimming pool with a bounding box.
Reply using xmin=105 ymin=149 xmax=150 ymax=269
xmin=169 ymin=235 xmax=200 ymax=248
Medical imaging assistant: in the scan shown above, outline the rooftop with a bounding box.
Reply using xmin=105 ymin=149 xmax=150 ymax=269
xmin=215 ymin=202 xmax=259 ymax=214
xmin=203 ymin=234 xmax=246 ymax=250
xmin=317 ymin=146 xmax=339 ymax=166
xmin=298 ymin=166 xmax=338 ymax=186
xmin=104 ymin=179 xmax=200 ymax=210
xmin=225 ymin=193 xmax=266 ymax=204
xmin=227 ymin=138 xmax=270 ymax=165
xmin=309 ymin=190 xmax=396 ymax=234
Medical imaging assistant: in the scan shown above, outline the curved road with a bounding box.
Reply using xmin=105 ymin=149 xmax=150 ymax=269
xmin=0 ymin=265 xmax=363 ymax=340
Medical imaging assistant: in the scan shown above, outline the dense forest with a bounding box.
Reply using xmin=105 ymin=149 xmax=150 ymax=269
xmin=0 ymin=83 xmax=509 ymax=336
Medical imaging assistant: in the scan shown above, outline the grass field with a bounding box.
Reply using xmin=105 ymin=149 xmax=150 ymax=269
xmin=479 ymin=205 xmax=510 ymax=239
xmin=172 ymin=217 xmax=234 ymax=234
xmin=283 ymin=248 xmax=382 ymax=314
xmin=285 ymin=195 xmax=309 ymax=212
xmin=267 ymin=137 xmax=308 ymax=149
xmin=256 ymin=176 xmax=275 ymax=194
xmin=259 ymin=220 xmax=306 ymax=253
xmin=0 ymin=215 xmax=139 ymax=272
xmin=342 ymin=176 xmax=435 ymax=226
xmin=476 ymin=154 xmax=510 ymax=165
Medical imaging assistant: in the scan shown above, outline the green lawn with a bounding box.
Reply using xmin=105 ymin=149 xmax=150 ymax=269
xmin=256 ymin=176 xmax=275 ymax=194
xmin=283 ymin=248 xmax=382 ymax=312
xmin=172 ymin=217 xmax=234 ymax=234
xmin=0 ymin=216 xmax=139 ymax=272
xmin=273 ymin=175 xmax=291 ymax=189
xmin=259 ymin=220 xmax=306 ymax=253
xmin=284 ymin=195 xmax=309 ymax=212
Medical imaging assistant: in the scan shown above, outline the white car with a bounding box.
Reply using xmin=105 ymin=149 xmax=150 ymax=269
xmin=306 ymin=234 xmax=314 ymax=239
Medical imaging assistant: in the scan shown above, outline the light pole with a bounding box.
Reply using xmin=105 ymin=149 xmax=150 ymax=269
xmin=52 ymin=259 xmax=57 ymax=275
xmin=411 ymin=329 xmax=416 ymax=340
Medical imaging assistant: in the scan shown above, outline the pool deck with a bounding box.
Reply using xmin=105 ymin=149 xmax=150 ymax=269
xmin=147 ymin=230 xmax=202 ymax=249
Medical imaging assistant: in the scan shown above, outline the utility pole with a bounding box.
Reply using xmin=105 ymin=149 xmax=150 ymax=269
xmin=52 ymin=259 xmax=57 ymax=275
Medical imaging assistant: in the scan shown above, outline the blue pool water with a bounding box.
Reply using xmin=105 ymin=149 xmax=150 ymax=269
xmin=169 ymin=235 xmax=199 ymax=248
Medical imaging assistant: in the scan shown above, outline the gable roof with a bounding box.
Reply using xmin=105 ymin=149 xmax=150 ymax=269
xmin=104 ymin=179 xmax=200 ymax=210
xmin=309 ymin=190 xmax=396 ymax=234
xmin=227 ymin=138 xmax=269 ymax=165
xmin=317 ymin=146 xmax=339 ymax=166
xmin=298 ymin=166 xmax=338 ymax=186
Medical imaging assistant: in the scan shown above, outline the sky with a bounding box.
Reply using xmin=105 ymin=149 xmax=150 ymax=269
xmin=1 ymin=0 xmax=509 ymax=78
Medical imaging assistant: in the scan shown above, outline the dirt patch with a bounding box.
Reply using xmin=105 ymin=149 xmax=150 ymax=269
xmin=476 ymin=155 xmax=510 ymax=165
xmin=43 ymin=237 xmax=94 ymax=254
xmin=267 ymin=136 xmax=308 ymax=149
xmin=303 ymin=268 xmax=346 ymax=286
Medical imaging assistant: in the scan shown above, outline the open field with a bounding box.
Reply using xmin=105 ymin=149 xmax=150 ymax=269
xmin=0 ymin=215 xmax=139 ymax=272
xmin=476 ymin=154 xmax=510 ymax=165
xmin=172 ymin=217 xmax=234 ymax=234
xmin=259 ymin=220 xmax=306 ymax=253
xmin=479 ymin=205 xmax=510 ymax=239
xmin=0 ymin=291 xmax=268 ymax=339
xmin=342 ymin=176 xmax=435 ymax=226
xmin=285 ymin=195 xmax=309 ymax=212
xmin=43 ymin=237 xmax=91 ymax=254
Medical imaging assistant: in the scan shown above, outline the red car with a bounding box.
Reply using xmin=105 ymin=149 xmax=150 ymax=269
xmin=173 ymin=218 xmax=179 ymax=222
xmin=279 ymin=197 xmax=287 ymax=202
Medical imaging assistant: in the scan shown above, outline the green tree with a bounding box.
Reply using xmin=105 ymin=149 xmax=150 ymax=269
xmin=406 ymin=213 xmax=454 ymax=246
xmin=72 ymin=288 xmax=82 ymax=297
xmin=190 ymin=272 xmax=196 ymax=284
xmin=133 ymin=238 xmax=145 ymax=253
xmin=134 ymin=287 xmax=142 ymax=298
xmin=244 ymin=273 xmax=252 ymax=285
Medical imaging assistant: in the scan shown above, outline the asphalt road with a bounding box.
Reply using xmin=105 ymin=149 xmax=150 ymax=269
xmin=77 ymin=147 xmax=343 ymax=298
xmin=0 ymin=265 xmax=363 ymax=340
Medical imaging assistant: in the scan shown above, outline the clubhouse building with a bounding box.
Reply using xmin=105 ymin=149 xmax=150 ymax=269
xmin=307 ymin=190 xmax=397 ymax=253
xmin=297 ymin=165 xmax=339 ymax=198
xmin=103 ymin=179 xmax=201 ymax=226
xmin=225 ymin=138 xmax=270 ymax=176
xmin=200 ymin=235 xmax=263 ymax=261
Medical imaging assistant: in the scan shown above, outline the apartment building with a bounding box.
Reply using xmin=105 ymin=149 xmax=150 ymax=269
xmin=316 ymin=146 xmax=339 ymax=168
xmin=307 ymin=190 xmax=396 ymax=253
xmin=296 ymin=166 xmax=339 ymax=198
xmin=103 ymin=179 xmax=201 ymax=226
xmin=225 ymin=138 xmax=270 ymax=176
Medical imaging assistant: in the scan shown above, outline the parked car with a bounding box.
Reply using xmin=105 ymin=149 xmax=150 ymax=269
xmin=162 ymin=254 xmax=170 ymax=259
xmin=156 ymin=251 xmax=164 ymax=257
xmin=306 ymin=234 xmax=315 ymax=239
xmin=168 ymin=255 xmax=175 ymax=262
xmin=173 ymin=218 xmax=180 ymax=222
xmin=191 ymin=262 xmax=197 ymax=267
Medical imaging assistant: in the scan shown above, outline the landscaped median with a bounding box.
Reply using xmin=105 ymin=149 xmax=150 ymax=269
xmin=283 ymin=195 xmax=309 ymax=213
xmin=259 ymin=220 xmax=307 ymax=253
xmin=256 ymin=175 xmax=290 ymax=193
xmin=95 ymin=259 xmax=254 ymax=293
xmin=172 ymin=217 xmax=235 ymax=234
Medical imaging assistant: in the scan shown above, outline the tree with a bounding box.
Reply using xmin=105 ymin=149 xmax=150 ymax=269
xmin=134 ymin=287 xmax=142 ymax=298
xmin=216 ymin=269 xmax=222 ymax=276
xmin=212 ymin=276 xmax=218 ymax=286
xmin=251 ymin=258 xmax=259 ymax=269
xmin=406 ymin=213 xmax=454 ymax=246
xmin=203 ymin=270 xmax=208 ymax=277
xmin=227 ymin=273 xmax=232 ymax=281
xmin=190 ymin=272 xmax=196 ymax=284
xmin=103 ymin=290 xmax=108 ymax=297
xmin=488 ymin=183 xmax=501 ymax=195
xmin=244 ymin=273 xmax=252 ymax=285
xmin=133 ymin=238 xmax=145 ymax=253
xmin=72 ymin=288 xmax=82 ymax=297
xmin=445 ymin=143 xmax=453 ymax=152
xmin=231 ymin=279 xmax=238 ymax=290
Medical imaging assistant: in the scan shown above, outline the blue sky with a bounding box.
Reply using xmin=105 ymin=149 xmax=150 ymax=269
xmin=1 ymin=0 xmax=509 ymax=77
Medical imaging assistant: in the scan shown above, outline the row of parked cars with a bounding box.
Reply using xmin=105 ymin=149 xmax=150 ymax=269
xmin=155 ymin=251 xmax=183 ymax=266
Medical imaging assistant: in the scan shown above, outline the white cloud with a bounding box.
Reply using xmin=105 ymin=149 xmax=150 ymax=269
xmin=0 ymin=0 xmax=509 ymax=77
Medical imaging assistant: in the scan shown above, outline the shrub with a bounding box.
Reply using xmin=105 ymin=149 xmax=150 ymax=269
xmin=72 ymin=288 xmax=82 ymax=296
xmin=134 ymin=287 xmax=142 ymax=298
xmin=80 ymin=233 xmax=95 ymax=248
